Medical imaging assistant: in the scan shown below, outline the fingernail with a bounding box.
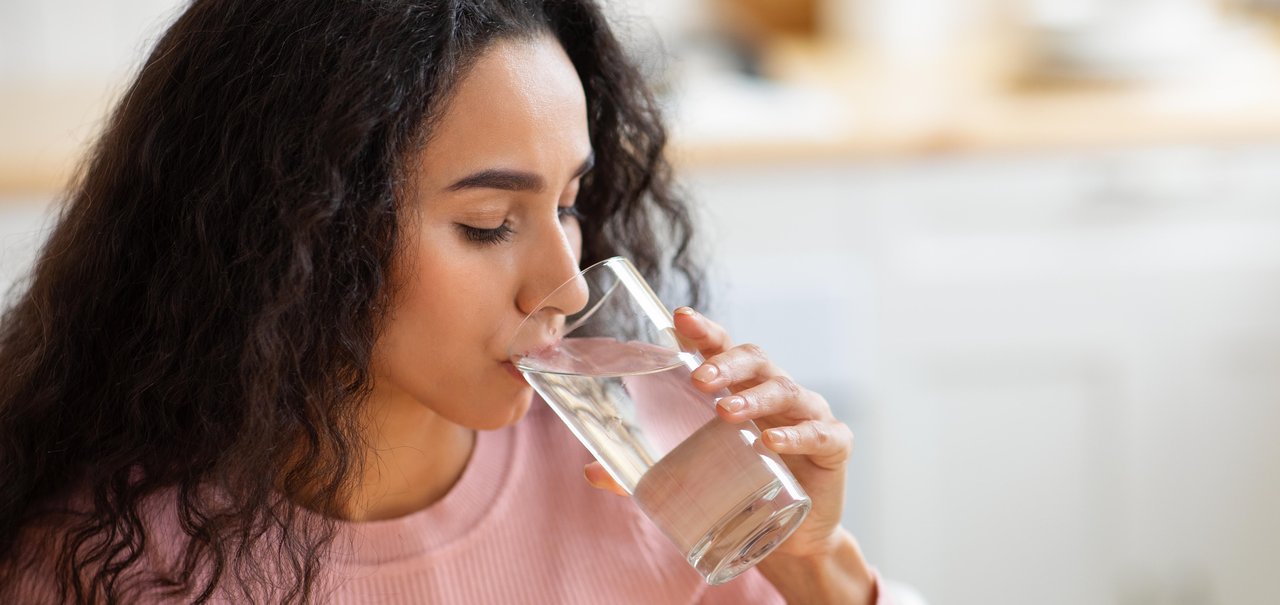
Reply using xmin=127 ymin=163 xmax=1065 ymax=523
xmin=674 ymin=306 xmax=696 ymax=317
xmin=720 ymin=396 xmax=744 ymax=413
xmin=766 ymin=428 xmax=794 ymax=444
xmin=691 ymin=364 xmax=719 ymax=383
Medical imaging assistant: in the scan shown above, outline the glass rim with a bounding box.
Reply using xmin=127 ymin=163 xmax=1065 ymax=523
xmin=506 ymin=255 xmax=632 ymax=360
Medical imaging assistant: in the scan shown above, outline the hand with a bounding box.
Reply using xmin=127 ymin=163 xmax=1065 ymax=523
xmin=583 ymin=306 xmax=855 ymax=559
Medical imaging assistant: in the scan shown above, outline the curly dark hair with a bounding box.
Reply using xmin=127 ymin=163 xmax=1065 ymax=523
xmin=0 ymin=0 xmax=705 ymax=602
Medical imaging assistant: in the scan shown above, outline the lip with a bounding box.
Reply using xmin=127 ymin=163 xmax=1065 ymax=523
xmin=502 ymin=361 xmax=528 ymax=384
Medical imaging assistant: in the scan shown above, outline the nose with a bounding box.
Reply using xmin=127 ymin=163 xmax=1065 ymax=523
xmin=515 ymin=222 xmax=588 ymax=320
xmin=509 ymin=223 xmax=589 ymax=360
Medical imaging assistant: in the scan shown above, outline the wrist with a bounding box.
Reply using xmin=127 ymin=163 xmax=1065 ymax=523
xmin=757 ymin=528 xmax=877 ymax=605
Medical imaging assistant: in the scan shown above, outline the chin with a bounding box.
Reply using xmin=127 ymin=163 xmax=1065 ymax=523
xmin=506 ymin=386 xmax=536 ymax=423
xmin=471 ymin=387 xmax=535 ymax=430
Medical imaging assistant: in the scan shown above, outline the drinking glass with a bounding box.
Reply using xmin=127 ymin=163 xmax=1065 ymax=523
xmin=508 ymin=256 xmax=811 ymax=585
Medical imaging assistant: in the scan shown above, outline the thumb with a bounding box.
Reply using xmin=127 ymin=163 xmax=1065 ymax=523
xmin=583 ymin=462 xmax=628 ymax=497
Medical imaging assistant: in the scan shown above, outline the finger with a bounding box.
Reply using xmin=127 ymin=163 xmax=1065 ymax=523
xmin=584 ymin=462 xmax=627 ymax=497
xmin=716 ymin=375 xmax=831 ymax=423
xmin=673 ymin=307 xmax=731 ymax=357
xmin=762 ymin=420 xmax=854 ymax=471
xmin=690 ymin=342 xmax=780 ymax=393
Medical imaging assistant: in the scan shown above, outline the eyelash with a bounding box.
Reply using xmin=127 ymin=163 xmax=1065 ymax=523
xmin=459 ymin=222 xmax=515 ymax=245
xmin=459 ymin=207 xmax=582 ymax=246
xmin=558 ymin=205 xmax=583 ymax=221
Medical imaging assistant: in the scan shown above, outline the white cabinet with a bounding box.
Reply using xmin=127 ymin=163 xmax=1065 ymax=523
xmin=687 ymin=144 xmax=1280 ymax=604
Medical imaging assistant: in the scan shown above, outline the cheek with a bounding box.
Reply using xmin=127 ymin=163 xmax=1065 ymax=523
xmin=377 ymin=242 xmax=502 ymax=386
xmin=390 ymin=260 xmax=533 ymax=428
xmin=399 ymin=255 xmax=496 ymax=358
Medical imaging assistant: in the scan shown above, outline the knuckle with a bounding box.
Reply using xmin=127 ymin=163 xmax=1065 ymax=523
xmin=812 ymin=393 xmax=835 ymax=418
xmin=709 ymin=320 xmax=729 ymax=341
xmin=748 ymin=388 xmax=775 ymax=412
xmin=705 ymin=353 xmax=732 ymax=374
xmin=835 ymin=422 xmax=855 ymax=453
xmin=773 ymin=375 xmax=802 ymax=399
xmin=739 ymin=342 xmax=767 ymax=361
xmin=810 ymin=425 xmax=833 ymax=447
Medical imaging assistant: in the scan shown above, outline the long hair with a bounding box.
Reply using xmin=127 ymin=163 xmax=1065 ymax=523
xmin=0 ymin=0 xmax=704 ymax=602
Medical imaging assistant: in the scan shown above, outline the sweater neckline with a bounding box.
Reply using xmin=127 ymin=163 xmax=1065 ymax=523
xmin=330 ymin=418 xmax=521 ymax=565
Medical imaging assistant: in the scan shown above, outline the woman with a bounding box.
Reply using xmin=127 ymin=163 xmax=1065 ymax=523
xmin=0 ymin=0 xmax=884 ymax=602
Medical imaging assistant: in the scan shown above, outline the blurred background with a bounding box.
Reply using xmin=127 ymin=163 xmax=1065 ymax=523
xmin=4 ymin=1 xmax=1280 ymax=603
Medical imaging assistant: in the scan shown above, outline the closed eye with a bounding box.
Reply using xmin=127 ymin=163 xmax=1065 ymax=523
xmin=457 ymin=222 xmax=514 ymax=245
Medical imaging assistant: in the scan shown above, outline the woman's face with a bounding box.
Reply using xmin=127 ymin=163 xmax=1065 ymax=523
xmin=372 ymin=35 xmax=593 ymax=430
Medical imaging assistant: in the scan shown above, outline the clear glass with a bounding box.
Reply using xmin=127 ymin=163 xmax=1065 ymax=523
xmin=508 ymin=256 xmax=811 ymax=585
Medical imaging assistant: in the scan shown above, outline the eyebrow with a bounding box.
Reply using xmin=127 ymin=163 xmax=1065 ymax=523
xmin=445 ymin=152 xmax=595 ymax=194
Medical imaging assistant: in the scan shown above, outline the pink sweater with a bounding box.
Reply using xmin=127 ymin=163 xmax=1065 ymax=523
xmin=15 ymin=401 xmax=886 ymax=603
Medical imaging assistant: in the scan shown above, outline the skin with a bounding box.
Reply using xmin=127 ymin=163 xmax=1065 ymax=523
xmin=354 ymin=34 xmax=876 ymax=604
xmin=353 ymin=34 xmax=591 ymax=520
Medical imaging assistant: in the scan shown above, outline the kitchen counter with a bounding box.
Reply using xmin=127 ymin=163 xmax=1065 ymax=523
xmin=669 ymin=38 xmax=1280 ymax=168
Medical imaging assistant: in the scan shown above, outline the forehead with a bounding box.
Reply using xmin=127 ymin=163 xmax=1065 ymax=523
xmin=416 ymin=36 xmax=591 ymax=184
